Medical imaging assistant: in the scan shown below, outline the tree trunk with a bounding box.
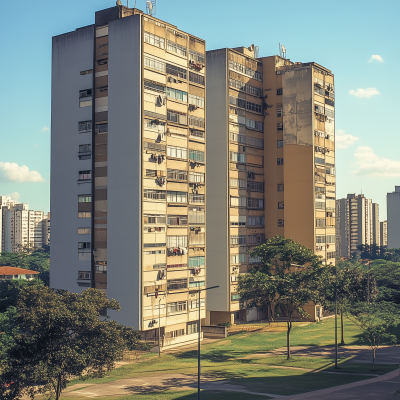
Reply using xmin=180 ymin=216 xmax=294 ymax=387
xmin=340 ymin=309 xmax=345 ymax=345
xmin=56 ymin=375 xmax=62 ymax=400
xmin=372 ymin=348 xmax=376 ymax=372
xmin=287 ymin=320 xmax=291 ymax=360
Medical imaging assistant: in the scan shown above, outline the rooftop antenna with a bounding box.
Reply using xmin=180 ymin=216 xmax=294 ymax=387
xmin=146 ymin=0 xmax=156 ymax=15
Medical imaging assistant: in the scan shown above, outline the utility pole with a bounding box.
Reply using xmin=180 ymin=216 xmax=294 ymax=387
xmin=335 ymin=264 xmax=338 ymax=369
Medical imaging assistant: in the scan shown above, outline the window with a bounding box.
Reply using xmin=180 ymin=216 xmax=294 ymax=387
xmin=247 ymin=137 xmax=263 ymax=148
xmin=316 ymin=236 xmax=326 ymax=244
xmin=166 ymin=87 xmax=188 ymax=102
xmin=165 ymin=329 xmax=185 ymax=338
xmin=326 ymin=235 xmax=335 ymax=243
xmin=168 ymin=279 xmax=188 ymax=291
xmin=277 ymin=140 xmax=283 ymax=148
xmin=277 ymin=108 xmax=282 ymax=117
xmin=167 ymin=146 xmax=187 ymax=159
xmin=144 ymin=141 xmax=166 ymax=154
xmin=168 ymin=301 xmax=187 ymax=314
xmin=229 ymin=78 xmax=246 ymax=91
xmin=144 ymin=31 xmax=165 ymax=49
xmin=80 ymin=69 xmax=93 ymax=75
xmin=248 ymin=216 xmax=264 ymax=226
xmin=277 ymin=88 xmax=283 ymax=95
xmin=78 ymin=195 xmax=91 ymax=203
xmin=248 ymin=234 xmax=265 ymax=245
xmin=249 ymin=255 xmax=261 ymax=263
xmin=167 ymin=191 xmax=187 ymax=203
xmin=247 ymin=181 xmax=264 ymax=192
xmin=231 ymin=254 xmax=247 ymax=264
xmin=95 ymin=262 xmax=107 ymax=272
xmin=144 ymin=80 xmax=166 ymax=93
xmin=78 ymin=242 xmax=91 ymax=250
xmin=315 ymin=157 xmax=325 ymax=165
xmin=144 ymin=55 xmax=166 ymax=72
xmin=78 ymin=228 xmax=91 ymax=235
xmin=188 ymin=94 xmax=204 ymax=108
xmin=144 ymin=214 xmax=166 ymax=224
xmin=167 ymin=263 xmax=187 ymax=269
xmin=277 ymin=158 xmax=284 ymax=165
xmin=78 ymin=271 xmax=91 ymax=280
xmin=167 ymin=215 xmax=188 ymax=226
xmin=231 ymin=235 xmax=247 ymax=245
xmin=189 ymin=72 xmax=205 ymax=86
xmin=231 ymin=294 xmax=240 ymax=302
xmin=327 ymin=251 xmax=336 ymax=260
xmin=190 ymin=129 xmax=205 ymax=140
xmin=315 ymin=201 xmax=325 ymax=210
xmin=189 ymin=281 xmax=205 ymax=288
xmin=189 ymin=49 xmax=205 ymax=64
xmin=78 ymin=170 xmax=91 ymax=181
xmin=230 ymin=132 xmax=246 ymax=144
xmin=79 ymin=144 xmax=91 ymax=156
xmin=278 ymin=202 xmax=284 ymax=209
xmin=189 ymin=256 xmax=205 ymax=269
xmin=230 ymin=151 xmax=246 ymax=163
xmin=246 ymin=101 xmax=262 ymax=113
xmin=316 ymin=218 xmax=326 ymax=227
xmin=144 ymin=189 xmax=166 ymax=201
xmin=167 ymin=40 xmax=187 ymax=56
xmin=166 ymin=63 xmax=187 ymax=79
xmin=188 ymin=116 xmax=205 ymax=128
xmin=246 ymin=83 xmax=262 ymax=97
xmin=144 ymin=250 xmax=166 ymax=255
xmin=78 ymin=212 xmax=91 ymax=218
xmin=95 ymin=123 xmax=108 ymax=134
xmin=167 ymin=169 xmax=187 ymax=181
xmin=230 ymin=178 xmax=246 ymax=188
xmin=247 ymin=198 xmax=264 ymax=209
xmin=246 ymin=119 xmax=263 ymax=132
xmin=79 ymin=89 xmax=92 ymax=108
xmin=97 ymin=59 xmax=107 ymax=66
xmin=278 ymin=219 xmax=284 ymax=227
xmin=167 ymin=110 xmax=187 ymax=125
xmin=230 ymin=96 xmax=246 ymax=109
xmin=230 ymin=197 xmax=246 ymax=207
xmin=189 ymin=172 xmax=205 ymax=183
xmin=189 ymin=206 xmax=205 ymax=224
xmin=189 ymin=149 xmax=204 ymax=163
xmin=277 ymin=184 xmax=284 ymax=192
xmin=189 ymin=194 xmax=205 ymax=203
xmin=277 ymin=122 xmax=283 ymax=131
xmin=189 ymin=298 xmax=205 ymax=309
xmin=79 ymin=120 xmax=92 ymax=133
xmin=189 ymin=229 xmax=205 ymax=246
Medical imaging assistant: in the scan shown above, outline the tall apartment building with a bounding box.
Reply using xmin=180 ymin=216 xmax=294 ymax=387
xmin=51 ymin=5 xmax=207 ymax=347
xmin=0 ymin=196 xmax=49 ymax=252
xmin=380 ymin=220 xmax=387 ymax=247
xmin=387 ymin=186 xmax=400 ymax=248
xmin=206 ymin=47 xmax=336 ymax=324
xmin=336 ymin=194 xmax=379 ymax=257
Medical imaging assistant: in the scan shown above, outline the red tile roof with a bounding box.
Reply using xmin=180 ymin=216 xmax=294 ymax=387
xmin=0 ymin=266 xmax=40 ymax=276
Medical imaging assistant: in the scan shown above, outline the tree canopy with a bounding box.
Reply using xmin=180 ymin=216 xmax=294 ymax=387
xmin=238 ymin=236 xmax=325 ymax=359
xmin=0 ymin=286 xmax=142 ymax=400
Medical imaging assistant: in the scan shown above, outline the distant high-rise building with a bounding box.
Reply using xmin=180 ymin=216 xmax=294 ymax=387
xmin=51 ymin=5 xmax=207 ymax=347
xmin=380 ymin=220 xmax=387 ymax=247
xmin=336 ymin=194 xmax=379 ymax=257
xmin=0 ymin=196 xmax=49 ymax=252
xmin=387 ymin=186 xmax=400 ymax=248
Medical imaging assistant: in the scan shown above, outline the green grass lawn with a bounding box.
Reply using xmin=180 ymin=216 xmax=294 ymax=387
xmin=62 ymin=390 xmax=270 ymax=400
xmin=64 ymin=318 xmax=397 ymax=398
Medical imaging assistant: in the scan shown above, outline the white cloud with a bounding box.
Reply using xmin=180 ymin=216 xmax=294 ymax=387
xmin=41 ymin=126 xmax=50 ymax=132
xmin=5 ymin=192 xmax=20 ymax=201
xmin=0 ymin=162 xmax=45 ymax=182
xmin=336 ymin=129 xmax=360 ymax=149
xmin=352 ymin=146 xmax=400 ymax=177
xmin=349 ymin=88 xmax=380 ymax=98
xmin=368 ymin=55 xmax=384 ymax=63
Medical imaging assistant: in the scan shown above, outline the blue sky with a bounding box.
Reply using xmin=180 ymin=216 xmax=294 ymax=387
xmin=0 ymin=0 xmax=399 ymax=218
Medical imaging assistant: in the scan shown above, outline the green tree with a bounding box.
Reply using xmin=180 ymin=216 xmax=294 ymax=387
xmin=371 ymin=259 xmax=400 ymax=305
xmin=0 ymin=286 xmax=142 ymax=400
xmin=319 ymin=264 xmax=377 ymax=345
xmin=238 ymin=236 xmax=324 ymax=359
xmin=346 ymin=301 xmax=399 ymax=371
xmin=0 ymin=306 xmax=18 ymax=367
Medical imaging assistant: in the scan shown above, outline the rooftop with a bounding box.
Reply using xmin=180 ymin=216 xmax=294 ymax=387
xmin=0 ymin=266 xmax=40 ymax=276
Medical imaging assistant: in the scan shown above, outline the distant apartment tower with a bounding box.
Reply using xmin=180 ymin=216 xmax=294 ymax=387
xmin=51 ymin=5 xmax=206 ymax=347
xmin=206 ymin=47 xmax=336 ymax=324
xmin=387 ymin=186 xmax=400 ymax=248
xmin=336 ymin=194 xmax=379 ymax=257
xmin=0 ymin=196 xmax=49 ymax=252
xmin=380 ymin=220 xmax=387 ymax=247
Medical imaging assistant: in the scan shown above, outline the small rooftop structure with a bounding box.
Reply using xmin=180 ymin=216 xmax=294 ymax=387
xmin=0 ymin=266 xmax=40 ymax=280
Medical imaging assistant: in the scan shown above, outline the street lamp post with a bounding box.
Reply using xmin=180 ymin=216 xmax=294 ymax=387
xmin=335 ymin=263 xmax=338 ymax=369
